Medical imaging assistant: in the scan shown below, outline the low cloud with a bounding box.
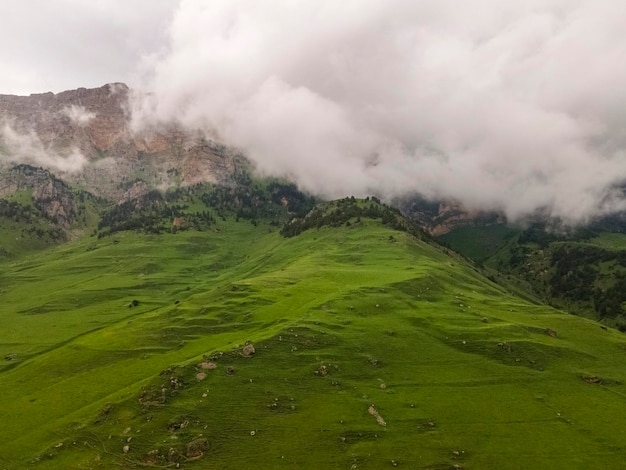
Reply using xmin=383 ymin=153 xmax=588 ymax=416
xmin=133 ymin=0 xmax=626 ymax=223
xmin=60 ymin=105 xmax=96 ymax=126
xmin=0 ymin=123 xmax=87 ymax=173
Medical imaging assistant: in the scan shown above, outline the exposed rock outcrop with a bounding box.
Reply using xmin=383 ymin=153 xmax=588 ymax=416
xmin=0 ymin=165 xmax=78 ymax=227
xmin=0 ymin=84 xmax=242 ymax=203
xmin=396 ymin=195 xmax=505 ymax=235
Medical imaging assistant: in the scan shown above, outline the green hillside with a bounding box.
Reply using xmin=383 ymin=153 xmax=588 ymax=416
xmin=1 ymin=202 xmax=626 ymax=469
xmin=438 ymin=224 xmax=520 ymax=262
xmin=440 ymin=223 xmax=626 ymax=330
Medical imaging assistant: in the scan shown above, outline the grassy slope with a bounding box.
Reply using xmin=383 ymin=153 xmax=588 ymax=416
xmin=441 ymin=226 xmax=626 ymax=322
xmin=438 ymin=224 xmax=520 ymax=263
xmin=0 ymin=219 xmax=625 ymax=469
xmin=588 ymin=232 xmax=626 ymax=251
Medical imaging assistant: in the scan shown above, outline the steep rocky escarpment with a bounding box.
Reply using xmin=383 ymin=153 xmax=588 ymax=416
xmin=0 ymin=165 xmax=79 ymax=227
xmin=0 ymin=84 xmax=242 ymax=202
xmin=397 ymin=195 xmax=504 ymax=235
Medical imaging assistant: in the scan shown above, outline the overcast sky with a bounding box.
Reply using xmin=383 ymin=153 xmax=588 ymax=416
xmin=2 ymin=0 xmax=626 ymax=222
xmin=0 ymin=0 xmax=174 ymax=95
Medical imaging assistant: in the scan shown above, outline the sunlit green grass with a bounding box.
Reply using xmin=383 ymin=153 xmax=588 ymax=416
xmin=1 ymin=217 xmax=625 ymax=469
xmin=589 ymin=232 xmax=626 ymax=251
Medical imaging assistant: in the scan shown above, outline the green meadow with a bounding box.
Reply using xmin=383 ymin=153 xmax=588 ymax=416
xmin=1 ymin=215 xmax=626 ymax=469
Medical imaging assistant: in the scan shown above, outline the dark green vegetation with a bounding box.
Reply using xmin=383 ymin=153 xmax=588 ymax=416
xmin=439 ymin=224 xmax=520 ymax=263
xmin=440 ymin=223 xmax=626 ymax=331
xmin=1 ymin=169 xmax=626 ymax=469
xmin=280 ymin=195 xmax=428 ymax=239
xmin=98 ymin=174 xmax=315 ymax=237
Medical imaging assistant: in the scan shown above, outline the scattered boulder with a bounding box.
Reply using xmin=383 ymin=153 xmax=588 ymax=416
xmin=144 ymin=449 xmax=160 ymax=465
xmin=242 ymin=343 xmax=256 ymax=357
xmin=199 ymin=361 xmax=217 ymax=370
xmin=93 ymin=403 xmax=113 ymax=424
xmin=196 ymin=372 xmax=207 ymax=381
xmin=186 ymin=438 xmax=208 ymax=459
xmin=226 ymin=366 xmax=235 ymax=375
xmin=167 ymin=447 xmax=181 ymax=463
xmin=481 ymin=317 xmax=489 ymax=323
xmin=122 ymin=445 xmax=130 ymax=454
xmin=582 ymin=375 xmax=603 ymax=384
xmin=497 ymin=342 xmax=512 ymax=353
xmin=368 ymin=405 xmax=387 ymax=426
xmin=205 ymin=351 xmax=224 ymax=361
xmin=4 ymin=353 xmax=18 ymax=361
xmin=168 ymin=416 xmax=190 ymax=431
xmin=315 ymin=365 xmax=328 ymax=377
xmin=545 ymin=328 xmax=558 ymax=338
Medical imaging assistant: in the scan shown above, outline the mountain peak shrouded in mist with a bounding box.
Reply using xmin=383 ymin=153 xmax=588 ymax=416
xmin=130 ymin=0 xmax=626 ymax=225
xmin=2 ymin=1 xmax=626 ymax=225
xmin=0 ymin=83 xmax=241 ymax=202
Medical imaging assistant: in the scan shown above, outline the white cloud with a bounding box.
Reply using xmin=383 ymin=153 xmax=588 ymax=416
xmin=60 ymin=105 xmax=96 ymax=126
xmin=3 ymin=0 xmax=626 ymax=223
xmin=0 ymin=123 xmax=87 ymax=173
xmin=132 ymin=0 xmax=626 ymax=222
xmin=0 ymin=0 xmax=176 ymax=94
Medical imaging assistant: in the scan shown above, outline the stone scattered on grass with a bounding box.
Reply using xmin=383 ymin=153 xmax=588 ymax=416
xmin=94 ymin=403 xmax=113 ymax=424
xmin=145 ymin=449 xmax=160 ymax=464
xmin=168 ymin=447 xmax=181 ymax=462
xmin=196 ymin=372 xmax=207 ymax=381
xmin=199 ymin=361 xmax=217 ymax=370
xmin=186 ymin=438 xmax=208 ymax=459
xmin=368 ymin=405 xmax=387 ymax=426
xmin=582 ymin=375 xmax=602 ymax=384
xmin=545 ymin=328 xmax=558 ymax=338
xmin=497 ymin=342 xmax=512 ymax=353
xmin=242 ymin=343 xmax=256 ymax=357
xmin=315 ymin=365 xmax=328 ymax=376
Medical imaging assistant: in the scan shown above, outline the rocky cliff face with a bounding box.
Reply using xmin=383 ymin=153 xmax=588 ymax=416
xmin=397 ymin=195 xmax=505 ymax=235
xmin=0 ymin=84 xmax=241 ymax=202
xmin=0 ymin=165 xmax=79 ymax=227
